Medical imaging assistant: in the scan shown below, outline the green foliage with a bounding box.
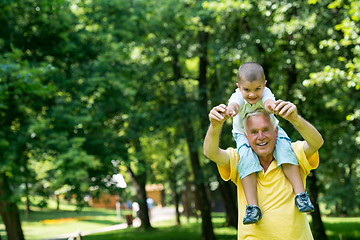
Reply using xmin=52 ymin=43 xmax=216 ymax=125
xmin=303 ymin=0 xmax=360 ymax=215
xmin=0 ymin=1 xmax=359 ymax=237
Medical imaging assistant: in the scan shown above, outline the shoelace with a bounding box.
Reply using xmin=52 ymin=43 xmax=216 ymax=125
xmin=246 ymin=206 xmax=255 ymax=216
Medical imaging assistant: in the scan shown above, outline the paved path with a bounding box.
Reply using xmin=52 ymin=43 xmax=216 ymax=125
xmin=46 ymin=207 xmax=175 ymax=240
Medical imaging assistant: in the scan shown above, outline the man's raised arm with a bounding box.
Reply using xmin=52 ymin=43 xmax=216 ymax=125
xmin=203 ymin=104 xmax=230 ymax=169
xmin=274 ymin=100 xmax=324 ymax=157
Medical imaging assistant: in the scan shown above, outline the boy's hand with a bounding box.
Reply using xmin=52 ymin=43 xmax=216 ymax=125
xmin=225 ymin=108 xmax=237 ymax=118
xmin=264 ymin=100 xmax=276 ymax=113
xmin=267 ymin=103 xmax=276 ymax=113
xmin=225 ymin=102 xmax=239 ymax=118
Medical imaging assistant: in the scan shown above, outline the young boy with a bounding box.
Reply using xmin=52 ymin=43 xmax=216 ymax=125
xmin=226 ymin=62 xmax=314 ymax=225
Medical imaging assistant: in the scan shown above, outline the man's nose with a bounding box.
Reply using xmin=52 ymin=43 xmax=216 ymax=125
xmin=258 ymin=131 xmax=265 ymax=139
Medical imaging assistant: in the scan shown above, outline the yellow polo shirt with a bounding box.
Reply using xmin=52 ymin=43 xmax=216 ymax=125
xmin=218 ymin=141 xmax=319 ymax=240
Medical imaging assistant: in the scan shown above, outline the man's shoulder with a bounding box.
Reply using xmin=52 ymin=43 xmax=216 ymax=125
xmin=291 ymin=141 xmax=319 ymax=173
xmin=225 ymin=147 xmax=238 ymax=157
xmin=291 ymin=141 xmax=306 ymax=162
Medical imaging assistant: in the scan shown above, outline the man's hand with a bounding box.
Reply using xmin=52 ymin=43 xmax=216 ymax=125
xmin=209 ymin=104 xmax=229 ymax=126
xmin=274 ymin=100 xmax=299 ymax=123
xmin=204 ymin=104 xmax=231 ymax=168
xmin=274 ymin=99 xmax=324 ymax=157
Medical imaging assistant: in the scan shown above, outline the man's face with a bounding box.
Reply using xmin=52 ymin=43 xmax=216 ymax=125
xmin=245 ymin=114 xmax=278 ymax=160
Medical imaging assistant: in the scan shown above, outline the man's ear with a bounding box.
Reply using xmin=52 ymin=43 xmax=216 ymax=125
xmin=275 ymin=126 xmax=278 ymax=135
xmin=244 ymin=131 xmax=249 ymax=140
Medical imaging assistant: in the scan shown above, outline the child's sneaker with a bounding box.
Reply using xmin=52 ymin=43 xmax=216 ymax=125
xmin=295 ymin=192 xmax=315 ymax=213
xmin=243 ymin=204 xmax=262 ymax=225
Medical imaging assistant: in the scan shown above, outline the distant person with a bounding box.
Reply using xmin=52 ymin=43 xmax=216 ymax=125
xmin=127 ymin=200 xmax=132 ymax=210
xmin=224 ymin=62 xmax=314 ymax=224
xmin=132 ymin=202 xmax=139 ymax=219
xmin=147 ymin=198 xmax=154 ymax=219
xmin=203 ymin=101 xmax=323 ymax=239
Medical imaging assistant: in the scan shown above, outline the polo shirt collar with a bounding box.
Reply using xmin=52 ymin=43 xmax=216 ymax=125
xmin=259 ymin=159 xmax=278 ymax=177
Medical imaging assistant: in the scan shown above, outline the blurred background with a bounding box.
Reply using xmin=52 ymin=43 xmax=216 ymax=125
xmin=0 ymin=0 xmax=359 ymax=239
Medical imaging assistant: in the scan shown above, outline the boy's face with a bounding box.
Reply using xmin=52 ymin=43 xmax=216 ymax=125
xmin=237 ymin=79 xmax=267 ymax=105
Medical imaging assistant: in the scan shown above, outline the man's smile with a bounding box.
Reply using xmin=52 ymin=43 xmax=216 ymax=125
xmin=257 ymin=142 xmax=268 ymax=146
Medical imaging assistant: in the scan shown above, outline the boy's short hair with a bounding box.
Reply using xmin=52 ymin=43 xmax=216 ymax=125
xmin=237 ymin=62 xmax=265 ymax=83
xmin=243 ymin=108 xmax=277 ymax=132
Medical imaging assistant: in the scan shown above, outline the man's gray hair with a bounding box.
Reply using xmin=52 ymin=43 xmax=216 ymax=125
xmin=243 ymin=108 xmax=277 ymax=132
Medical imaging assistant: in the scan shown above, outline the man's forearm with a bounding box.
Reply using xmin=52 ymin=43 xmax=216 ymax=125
xmin=290 ymin=115 xmax=324 ymax=157
xmin=203 ymin=124 xmax=230 ymax=168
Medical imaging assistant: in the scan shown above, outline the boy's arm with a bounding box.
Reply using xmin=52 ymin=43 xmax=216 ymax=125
xmin=227 ymin=88 xmax=242 ymax=117
xmin=203 ymin=104 xmax=230 ymax=169
xmin=264 ymin=99 xmax=276 ymax=113
xmin=274 ymin=100 xmax=324 ymax=157
xmin=226 ymin=102 xmax=239 ymax=117
xmin=262 ymin=87 xmax=276 ymax=113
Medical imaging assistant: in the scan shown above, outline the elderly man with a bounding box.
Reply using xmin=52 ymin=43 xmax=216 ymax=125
xmin=203 ymin=100 xmax=323 ymax=240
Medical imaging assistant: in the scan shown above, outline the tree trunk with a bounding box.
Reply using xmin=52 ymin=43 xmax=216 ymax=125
xmin=185 ymin=134 xmax=216 ymax=240
xmin=182 ymin=179 xmax=192 ymax=222
xmin=168 ymin=162 xmax=181 ymax=225
xmin=215 ymin=171 xmax=237 ymax=228
xmin=285 ymin=63 xmax=297 ymax=102
xmin=56 ymin=195 xmax=60 ymax=211
xmin=127 ymin=138 xmax=152 ymax=230
xmin=24 ymin=180 xmax=31 ymax=219
xmin=171 ymin=45 xmax=215 ymax=239
xmin=198 ymin=29 xmax=238 ymax=229
xmin=198 ymin=30 xmax=209 ymax=132
xmin=308 ymin=172 xmax=327 ymax=240
xmin=128 ymin=165 xmax=152 ymax=229
xmin=165 ymin=136 xmax=181 ymax=225
xmin=0 ymin=174 xmax=25 ymax=240
xmin=169 ymin=176 xmax=181 ymax=225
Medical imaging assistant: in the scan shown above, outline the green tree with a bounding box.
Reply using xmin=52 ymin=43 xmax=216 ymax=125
xmin=0 ymin=49 xmax=55 ymax=240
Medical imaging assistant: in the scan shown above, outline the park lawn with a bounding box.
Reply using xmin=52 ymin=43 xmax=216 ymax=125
xmin=1 ymin=205 xmax=360 ymax=240
xmin=84 ymin=214 xmax=360 ymax=240
xmin=322 ymin=217 xmax=360 ymax=240
xmin=0 ymin=199 xmax=129 ymax=240
xmin=83 ymin=214 xmax=237 ymax=240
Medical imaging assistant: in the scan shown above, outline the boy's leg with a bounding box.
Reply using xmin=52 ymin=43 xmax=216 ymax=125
xmin=275 ymin=127 xmax=314 ymax=212
xmin=282 ymin=163 xmax=305 ymax=194
xmin=273 ymin=127 xmax=302 ymax=193
xmin=241 ymin=173 xmax=258 ymax=206
xmin=235 ymin=133 xmax=262 ymax=224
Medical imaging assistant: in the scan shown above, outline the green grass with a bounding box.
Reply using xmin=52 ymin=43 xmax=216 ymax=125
xmin=83 ymin=214 xmax=237 ymax=240
xmin=323 ymin=217 xmax=360 ymax=240
xmin=83 ymin=214 xmax=360 ymax=240
xmin=1 ymin=202 xmax=359 ymax=240
xmin=0 ymin=199 xmax=129 ymax=240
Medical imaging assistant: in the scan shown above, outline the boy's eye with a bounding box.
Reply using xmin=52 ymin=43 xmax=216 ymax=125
xmin=256 ymin=87 xmax=261 ymax=91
